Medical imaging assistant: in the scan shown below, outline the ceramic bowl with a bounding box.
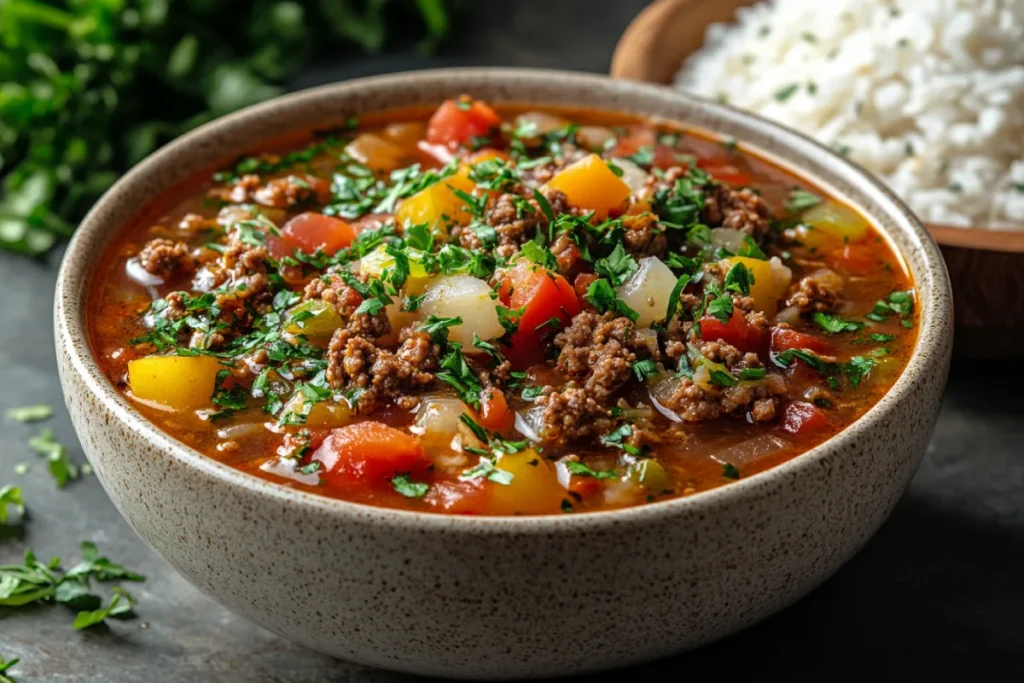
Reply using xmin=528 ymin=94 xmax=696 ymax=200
xmin=55 ymin=68 xmax=953 ymax=679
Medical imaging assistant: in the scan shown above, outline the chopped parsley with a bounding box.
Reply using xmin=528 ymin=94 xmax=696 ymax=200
xmin=813 ymin=312 xmax=866 ymax=334
xmin=600 ymin=424 xmax=642 ymax=456
xmin=391 ymin=474 xmax=430 ymax=498
xmin=724 ymin=261 xmax=754 ymax=296
xmin=5 ymin=404 xmax=53 ymax=423
xmin=785 ymin=188 xmax=822 ymax=213
xmin=632 ymin=359 xmax=659 ymax=382
xmin=584 ymin=278 xmax=639 ymax=322
xmin=564 ymin=460 xmax=618 ymax=480
xmin=774 ymin=83 xmax=799 ymax=102
xmin=27 ymin=429 xmax=78 ymax=489
xmin=721 ymin=463 xmax=741 ymax=479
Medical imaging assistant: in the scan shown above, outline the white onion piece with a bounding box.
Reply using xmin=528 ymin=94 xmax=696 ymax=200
xmin=515 ymin=111 xmax=570 ymax=138
xmin=775 ymin=305 xmax=801 ymax=326
xmin=411 ymin=397 xmax=469 ymax=449
xmin=635 ymin=328 xmax=660 ymax=358
xmin=420 ymin=275 xmax=503 ymax=350
xmin=808 ymin=267 xmax=843 ymax=291
xmin=260 ymin=457 xmax=320 ymax=486
xmin=554 ymin=458 xmax=573 ymax=489
xmin=515 ymin=406 xmax=546 ymax=443
xmin=216 ymin=422 xmax=264 ymax=440
xmin=711 ymin=228 xmax=747 ymax=254
xmin=616 ymin=256 xmax=678 ymax=328
xmin=126 ymin=258 xmax=164 ymax=287
xmin=610 ymin=157 xmax=650 ymax=193
xmin=648 ymin=375 xmax=683 ymax=423
xmin=576 ymin=125 xmax=616 ymax=150
xmin=771 ymin=256 xmax=795 ymax=293
xmin=711 ymin=434 xmax=791 ymax=468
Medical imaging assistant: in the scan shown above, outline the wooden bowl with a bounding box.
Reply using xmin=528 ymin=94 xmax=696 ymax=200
xmin=612 ymin=0 xmax=1024 ymax=358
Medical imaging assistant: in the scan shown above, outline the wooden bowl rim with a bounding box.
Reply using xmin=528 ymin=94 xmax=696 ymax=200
xmin=610 ymin=0 xmax=1024 ymax=254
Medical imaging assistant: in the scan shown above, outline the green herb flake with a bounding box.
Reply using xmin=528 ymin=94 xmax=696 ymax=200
xmin=724 ymin=262 xmax=754 ymax=296
xmin=391 ymin=474 xmax=430 ymax=499
xmin=0 ymin=485 xmax=25 ymax=525
xmin=632 ymin=359 xmax=659 ymax=382
xmin=27 ymin=429 xmax=78 ymax=489
xmin=785 ymin=188 xmax=822 ymax=213
xmin=721 ymin=463 xmax=741 ymax=479
xmin=813 ymin=312 xmax=866 ymax=334
xmin=774 ymin=84 xmax=800 ymax=102
xmin=6 ymin=404 xmax=53 ymax=423
xmin=564 ymin=460 xmax=618 ymax=480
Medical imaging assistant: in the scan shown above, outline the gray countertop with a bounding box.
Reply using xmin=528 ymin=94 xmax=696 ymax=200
xmin=2 ymin=2 xmax=1023 ymax=680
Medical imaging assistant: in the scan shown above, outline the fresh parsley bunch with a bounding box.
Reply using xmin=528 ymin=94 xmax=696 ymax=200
xmin=0 ymin=0 xmax=458 ymax=256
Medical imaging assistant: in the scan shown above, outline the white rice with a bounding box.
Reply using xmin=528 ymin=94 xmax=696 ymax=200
xmin=675 ymin=0 xmax=1024 ymax=229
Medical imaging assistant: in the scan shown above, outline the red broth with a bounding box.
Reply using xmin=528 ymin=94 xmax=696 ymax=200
xmin=88 ymin=99 xmax=916 ymax=515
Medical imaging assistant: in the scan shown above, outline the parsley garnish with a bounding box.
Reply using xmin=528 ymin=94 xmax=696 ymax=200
xmin=705 ymin=295 xmax=734 ymax=323
xmin=584 ymin=278 xmax=639 ymax=322
xmin=663 ymin=274 xmax=691 ymax=323
xmin=27 ymin=429 xmax=78 ymax=489
xmin=785 ymin=188 xmax=822 ymax=213
xmin=600 ymin=424 xmax=642 ymax=456
xmin=632 ymin=359 xmax=659 ymax=381
xmin=5 ymin=404 xmax=53 ymax=423
xmin=813 ymin=312 xmax=866 ymax=334
xmin=722 ymin=463 xmax=741 ymax=479
xmin=418 ymin=315 xmax=463 ymax=345
xmin=436 ymin=343 xmax=483 ymax=409
xmin=391 ymin=474 xmax=430 ymax=498
xmin=564 ymin=460 xmax=618 ymax=480
xmin=594 ymin=243 xmax=639 ymax=287
xmin=724 ymin=262 xmax=754 ymax=295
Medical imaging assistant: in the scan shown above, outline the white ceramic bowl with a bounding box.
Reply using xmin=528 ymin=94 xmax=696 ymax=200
xmin=55 ymin=68 xmax=953 ymax=679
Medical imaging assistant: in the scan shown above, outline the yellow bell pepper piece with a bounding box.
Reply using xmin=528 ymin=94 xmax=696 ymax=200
xmin=344 ymin=133 xmax=408 ymax=173
xmin=489 ymin=449 xmax=565 ymax=515
xmin=725 ymin=256 xmax=786 ymax=315
xmin=281 ymin=392 xmax=352 ymax=428
xmin=284 ymin=300 xmax=343 ymax=339
xmin=394 ymin=168 xmax=476 ymax=231
xmin=794 ymin=201 xmax=869 ymax=252
xmin=544 ymin=153 xmax=631 ymax=219
xmin=128 ymin=355 xmax=223 ymax=411
xmin=360 ymin=244 xmax=430 ymax=280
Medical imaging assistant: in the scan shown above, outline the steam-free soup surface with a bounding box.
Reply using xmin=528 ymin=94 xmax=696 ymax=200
xmin=89 ymin=98 xmax=917 ymax=515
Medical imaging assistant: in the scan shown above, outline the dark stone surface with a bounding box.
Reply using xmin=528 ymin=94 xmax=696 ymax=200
xmin=2 ymin=1 xmax=1022 ymax=680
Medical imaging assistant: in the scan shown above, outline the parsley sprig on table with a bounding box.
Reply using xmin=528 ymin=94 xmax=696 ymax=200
xmin=1 ymin=0 xmax=459 ymax=256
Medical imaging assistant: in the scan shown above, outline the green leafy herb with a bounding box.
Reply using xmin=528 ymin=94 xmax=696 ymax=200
xmin=594 ymin=243 xmax=639 ymax=287
xmin=739 ymin=367 xmax=767 ymax=381
xmin=708 ymin=367 xmax=739 ymax=387
xmin=5 ymin=404 xmax=53 ymax=423
xmin=564 ymin=460 xmax=618 ymax=480
xmin=721 ymin=463 xmax=741 ymax=479
xmin=774 ymin=84 xmax=800 ymax=102
xmin=724 ymin=262 xmax=754 ymax=295
xmin=0 ymin=655 xmax=19 ymax=682
xmin=737 ymin=235 xmax=768 ymax=260
xmin=870 ymin=333 xmax=896 ymax=343
xmin=460 ymin=458 xmax=514 ymax=486
xmin=27 ymin=429 xmax=78 ymax=489
xmin=418 ymin=315 xmax=463 ymax=345
xmin=664 ymin=274 xmax=692 ymax=323
xmin=705 ymin=295 xmax=734 ymax=323
xmin=436 ymin=343 xmax=483 ymax=409
xmin=519 ymin=240 xmax=557 ymax=270
xmin=844 ymin=356 xmax=876 ymax=388
xmin=532 ymin=188 xmax=556 ymax=222
xmin=629 ymin=146 xmax=655 ymax=167
xmin=0 ymin=485 xmax=25 ymax=525
xmin=600 ymin=424 xmax=642 ymax=456
xmin=390 ymin=474 xmax=430 ymax=499
xmin=632 ymin=359 xmax=659 ymax=382
xmin=584 ymin=279 xmax=639 ymax=322
xmin=813 ymin=312 xmax=866 ymax=334
xmin=71 ymin=587 xmax=137 ymax=630
xmin=785 ymin=189 xmax=822 ymax=213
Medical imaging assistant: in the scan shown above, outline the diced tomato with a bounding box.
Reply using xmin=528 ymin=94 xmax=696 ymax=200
xmin=424 ymin=480 xmax=490 ymax=515
xmin=697 ymin=160 xmax=754 ymax=186
xmin=573 ymin=272 xmax=600 ymax=301
xmin=782 ymin=401 xmax=830 ymax=435
xmin=478 ymin=388 xmax=514 ymax=433
xmin=566 ymin=476 xmax=602 ymax=500
xmin=426 ymin=96 xmax=502 ymax=148
xmin=498 ymin=261 xmax=581 ymax=367
xmin=770 ymin=327 xmax=833 ymax=355
xmin=700 ymin=309 xmax=766 ymax=354
xmin=279 ymin=212 xmax=356 ymax=256
xmin=826 ymin=242 xmax=879 ymax=275
xmin=310 ymin=422 xmax=426 ymax=486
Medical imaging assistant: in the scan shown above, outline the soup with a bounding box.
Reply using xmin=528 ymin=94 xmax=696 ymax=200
xmin=88 ymin=96 xmax=917 ymax=515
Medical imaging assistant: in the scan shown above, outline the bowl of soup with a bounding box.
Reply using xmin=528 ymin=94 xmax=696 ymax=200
xmin=56 ymin=68 xmax=952 ymax=678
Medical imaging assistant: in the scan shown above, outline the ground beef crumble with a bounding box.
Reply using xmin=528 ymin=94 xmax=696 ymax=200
xmin=302 ymin=275 xmax=391 ymax=339
xmin=138 ymin=238 xmax=194 ymax=281
xmin=701 ymin=185 xmax=773 ymax=241
xmin=457 ymin=186 xmax=572 ymax=261
xmin=786 ymin=272 xmax=842 ymax=315
xmin=325 ymin=327 xmax=439 ymax=413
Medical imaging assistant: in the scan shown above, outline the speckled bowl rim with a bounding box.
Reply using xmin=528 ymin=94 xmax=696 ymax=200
xmin=56 ymin=67 xmax=951 ymax=533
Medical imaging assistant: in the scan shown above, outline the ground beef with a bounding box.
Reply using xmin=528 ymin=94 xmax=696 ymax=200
xmin=663 ymin=340 xmax=786 ymax=423
xmin=185 ymin=242 xmax=273 ymax=349
xmin=278 ymin=430 xmax=313 ymax=459
xmin=536 ymin=385 xmax=616 ymax=447
xmin=223 ymin=174 xmax=327 ymax=208
xmin=325 ymin=327 xmax=438 ymax=413
xmin=138 ymin=239 xmax=194 ymax=281
xmin=302 ymin=275 xmax=391 ymax=340
xmin=550 ymin=231 xmax=582 ymax=276
xmin=621 ymin=211 xmax=667 ymax=257
xmin=701 ymin=185 xmax=773 ymax=241
xmin=786 ymin=273 xmax=842 ymax=315
xmin=460 ymin=186 xmax=572 ymax=259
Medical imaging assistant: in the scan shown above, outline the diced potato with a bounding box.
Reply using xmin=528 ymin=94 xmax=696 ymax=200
xmin=359 ymin=243 xmax=431 ymax=293
xmin=616 ymin=256 xmax=678 ymax=328
xmin=609 ymin=157 xmax=649 ymax=193
xmin=724 ymin=256 xmax=792 ymax=316
xmin=394 ymin=169 xmax=476 ymax=230
xmin=625 ymin=459 xmax=671 ymax=494
xmin=490 ymin=449 xmax=564 ymax=515
xmin=419 ymin=275 xmax=503 ymax=349
xmin=284 ymin=300 xmax=343 ymax=339
xmin=128 ymin=355 xmax=223 ymax=411
xmin=282 ymin=392 xmax=352 ymax=428
xmin=794 ymin=201 xmax=869 ymax=251
xmin=344 ymin=133 xmax=408 ymax=172
xmin=544 ymin=153 xmax=631 ymax=219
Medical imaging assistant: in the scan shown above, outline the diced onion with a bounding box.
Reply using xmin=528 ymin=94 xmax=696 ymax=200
xmin=125 ymin=258 xmax=164 ymax=287
xmin=775 ymin=305 xmax=801 ymax=326
xmin=260 ymin=457 xmax=321 ymax=486
xmin=419 ymin=275 xmax=503 ymax=349
xmin=711 ymin=228 xmax=747 ymax=254
xmin=616 ymin=256 xmax=678 ymax=328
xmin=411 ymin=397 xmax=470 ymax=449
xmin=634 ymin=328 xmax=660 ymax=358
xmin=609 ymin=157 xmax=649 ymax=193
xmin=711 ymin=434 xmax=791 ymax=468
xmin=515 ymin=111 xmax=569 ymax=138
xmin=216 ymin=422 xmax=265 ymax=440
xmin=515 ymin=405 xmax=546 ymax=443
xmin=648 ymin=374 xmax=683 ymax=423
